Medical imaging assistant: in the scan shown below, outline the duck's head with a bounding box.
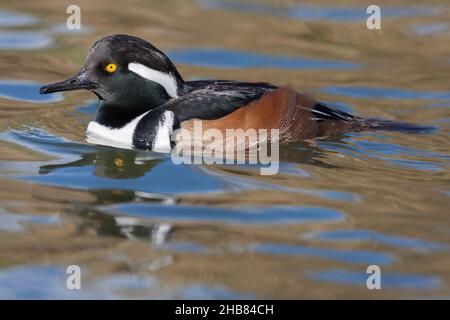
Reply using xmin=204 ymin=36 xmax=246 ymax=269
xmin=40 ymin=34 xmax=184 ymax=107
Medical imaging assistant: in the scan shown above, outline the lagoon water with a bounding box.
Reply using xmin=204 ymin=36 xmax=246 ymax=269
xmin=0 ymin=1 xmax=449 ymax=299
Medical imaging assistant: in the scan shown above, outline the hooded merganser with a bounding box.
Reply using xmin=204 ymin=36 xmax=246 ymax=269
xmin=40 ymin=34 xmax=429 ymax=152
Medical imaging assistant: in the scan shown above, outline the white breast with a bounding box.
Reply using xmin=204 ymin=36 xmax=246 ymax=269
xmin=152 ymin=110 xmax=175 ymax=153
xmin=86 ymin=112 xmax=149 ymax=149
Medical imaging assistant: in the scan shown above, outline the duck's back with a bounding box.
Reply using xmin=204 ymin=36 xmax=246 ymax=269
xmin=179 ymin=86 xmax=362 ymax=144
xmin=160 ymin=80 xmax=277 ymax=122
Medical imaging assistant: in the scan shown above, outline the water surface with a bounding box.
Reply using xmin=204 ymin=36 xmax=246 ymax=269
xmin=197 ymin=0 xmax=441 ymax=21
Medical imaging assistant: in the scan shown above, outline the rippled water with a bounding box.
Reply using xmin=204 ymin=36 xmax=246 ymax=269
xmin=0 ymin=1 xmax=449 ymax=299
xmin=197 ymin=0 xmax=441 ymax=21
xmin=167 ymin=48 xmax=361 ymax=69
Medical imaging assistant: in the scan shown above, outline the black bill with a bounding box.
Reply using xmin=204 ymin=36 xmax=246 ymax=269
xmin=40 ymin=69 xmax=98 ymax=94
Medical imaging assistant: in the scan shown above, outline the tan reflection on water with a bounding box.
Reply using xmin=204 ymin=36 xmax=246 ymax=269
xmin=0 ymin=0 xmax=449 ymax=299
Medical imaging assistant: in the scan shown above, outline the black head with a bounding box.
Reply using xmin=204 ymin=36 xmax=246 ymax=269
xmin=40 ymin=34 xmax=184 ymax=108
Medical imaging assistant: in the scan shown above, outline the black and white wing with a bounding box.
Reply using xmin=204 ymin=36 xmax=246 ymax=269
xmin=157 ymin=80 xmax=277 ymax=122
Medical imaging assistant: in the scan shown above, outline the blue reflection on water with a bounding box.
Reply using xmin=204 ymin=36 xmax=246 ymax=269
xmin=248 ymin=243 xmax=395 ymax=265
xmin=168 ymin=48 xmax=360 ymax=70
xmin=411 ymin=23 xmax=448 ymax=36
xmin=76 ymin=100 xmax=98 ymax=115
xmin=159 ymin=284 xmax=255 ymax=299
xmin=426 ymin=102 xmax=450 ymax=109
xmin=309 ymin=269 xmax=441 ymax=290
xmin=0 ymin=208 xmax=59 ymax=233
xmin=0 ymin=31 xmax=53 ymax=50
xmin=0 ymin=128 xmax=361 ymax=202
xmin=0 ymin=80 xmax=63 ymax=103
xmin=0 ymin=264 xmax=251 ymax=299
xmin=0 ymin=10 xmax=38 ymax=27
xmin=101 ymin=204 xmax=345 ymax=225
xmin=322 ymin=86 xmax=450 ymax=100
xmin=317 ymin=136 xmax=448 ymax=172
xmin=0 ymin=266 xmax=66 ymax=299
xmin=27 ymin=159 xmax=224 ymax=194
xmin=303 ymin=229 xmax=448 ymax=251
xmin=197 ymin=1 xmax=440 ymax=21
xmin=160 ymin=242 xmax=213 ymax=254
xmin=52 ymin=24 xmax=93 ymax=34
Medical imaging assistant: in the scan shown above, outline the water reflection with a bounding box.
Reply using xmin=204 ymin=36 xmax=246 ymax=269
xmin=411 ymin=23 xmax=449 ymax=36
xmin=322 ymin=86 xmax=450 ymax=101
xmin=40 ymin=149 xmax=161 ymax=179
xmin=0 ymin=10 xmax=38 ymax=27
xmin=6 ymin=127 xmax=359 ymax=201
xmin=317 ymin=135 xmax=448 ymax=172
xmin=303 ymin=229 xmax=448 ymax=252
xmin=198 ymin=0 xmax=440 ymax=21
xmin=51 ymin=24 xmax=93 ymax=35
xmin=159 ymin=284 xmax=255 ymax=299
xmin=99 ymin=203 xmax=345 ymax=225
xmin=0 ymin=264 xmax=249 ymax=299
xmin=0 ymin=80 xmax=63 ymax=103
xmin=309 ymin=269 xmax=441 ymax=290
xmin=0 ymin=31 xmax=53 ymax=50
xmin=0 ymin=128 xmax=220 ymax=193
xmin=0 ymin=207 xmax=59 ymax=233
xmin=168 ymin=48 xmax=360 ymax=70
xmin=247 ymin=243 xmax=395 ymax=265
xmin=160 ymin=241 xmax=212 ymax=254
xmin=0 ymin=263 xmax=256 ymax=299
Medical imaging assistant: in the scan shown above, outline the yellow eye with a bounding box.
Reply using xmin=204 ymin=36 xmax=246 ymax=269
xmin=105 ymin=63 xmax=117 ymax=73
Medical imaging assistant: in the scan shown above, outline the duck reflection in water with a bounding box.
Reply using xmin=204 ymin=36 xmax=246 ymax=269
xmin=39 ymin=147 xmax=162 ymax=179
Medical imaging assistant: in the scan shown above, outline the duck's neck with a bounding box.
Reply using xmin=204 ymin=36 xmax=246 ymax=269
xmin=93 ymin=75 xmax=187 ymax=129
xmin=93 ymin=101 xmax=154 ymax=129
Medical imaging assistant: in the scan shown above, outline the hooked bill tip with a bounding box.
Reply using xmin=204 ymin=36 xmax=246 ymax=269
xmin=39 ymin=86 xmax=47 ymax=94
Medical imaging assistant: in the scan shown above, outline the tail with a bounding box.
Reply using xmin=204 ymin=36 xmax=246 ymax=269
xmin=363 ymin=118 xmax=435 ymax=134
xmin=312 ymin=102 xmax=435 ymax=135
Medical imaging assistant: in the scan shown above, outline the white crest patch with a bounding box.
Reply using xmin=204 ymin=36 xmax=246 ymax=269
xmin=86 ymin=111 xmax=149 ymax=149
xmin=153 ymin=111 xmax=175 ymax=153
xmin=128 ymin=62 xmax=179 ymax=98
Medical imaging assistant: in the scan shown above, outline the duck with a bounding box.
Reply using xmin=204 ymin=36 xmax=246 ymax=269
xmin=40 ymin=34 xmax=429 ymax=152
